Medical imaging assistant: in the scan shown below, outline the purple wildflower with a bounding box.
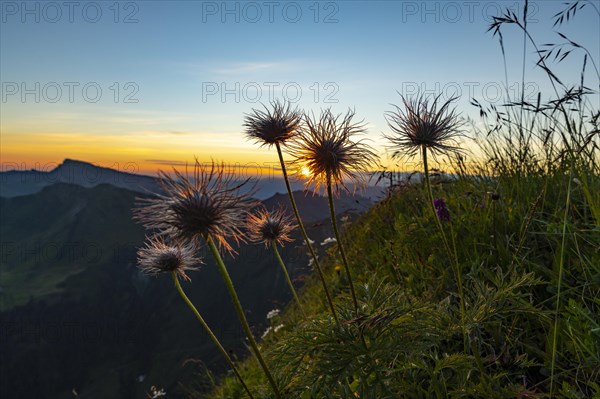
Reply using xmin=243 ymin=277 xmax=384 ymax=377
xmin=433 ymin=198 xmax=450 ymax=222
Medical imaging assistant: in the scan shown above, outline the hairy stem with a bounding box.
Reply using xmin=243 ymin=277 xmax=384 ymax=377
xmin=326 ymin=174 xmax=359 ymax=312
xmin=171 ymin=272 xmax=254 ymax=399
xmin=206 ymin=237 xmax=281 ymax=399
xmin=273 ymin=244 xmax=305 ymax=315
xmin=422 ymin=146 xmax=467 ymax=351
xmin=275 ymin=142 xmax=339 ymax=325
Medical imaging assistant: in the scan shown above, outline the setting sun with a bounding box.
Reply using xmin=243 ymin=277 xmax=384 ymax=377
xmin=301 ymin=166 xmax=312 ymax=177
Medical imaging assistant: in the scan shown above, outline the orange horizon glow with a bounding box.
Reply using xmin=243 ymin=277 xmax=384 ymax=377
xmin=0 ymin=145 xmax=470 ymax=177
xmin=1 ymin=131 xmax=397 ymax=177
xmin=0 ymin=153 xmax=291 ymax=178
xmin=0 ymin=128 xmax=287 ymax=176
xmin=1 ymin=128 xmax=473 ymax=177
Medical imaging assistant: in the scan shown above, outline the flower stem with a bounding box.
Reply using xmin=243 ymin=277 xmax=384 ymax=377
xmin=206 ymin=237 xmax=281 ymax=399
xmin=171 ymin=272 xmax=254 ymax=399
xmin=326 ymin=174 xmax=359 ymax=312
xmin=422 ymin=146 xmax=467 ymax=350
xmin=273 ymin=244 xmax=305 ymax=315
xmin=275 ymin=142 xmax=339 ymax=326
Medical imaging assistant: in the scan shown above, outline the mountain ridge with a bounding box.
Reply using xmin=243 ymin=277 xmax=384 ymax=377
xmin=0 ymin=159 xmax=160 ymax=198
xmin=0 ymin=159 xmax=385 ymax=201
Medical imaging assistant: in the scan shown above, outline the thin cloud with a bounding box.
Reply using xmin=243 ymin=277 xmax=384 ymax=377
xmin=174 ymin=59 xmax=314 ymax=78
xmin=146 ymin=159 xmax=283 ymax=172
xmin=146 ymin=159 xmax=189 ymax=166
xmin=213 ymin=62 xmax=283 ymax=75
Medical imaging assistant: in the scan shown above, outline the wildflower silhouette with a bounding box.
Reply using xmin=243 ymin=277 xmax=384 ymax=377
xmin=244 ymin=99 xmax=301 ymax=147
xmin=136 ymin=235 xmax=255 ymax=398
xmin=290 ymin=108 xmax=377 ymax=313
xmin=134 ymin=161 xmax=280 ymax=399
xmin=244 ymin=100 xmax=339 ymax=324
xmin=137 ymin=235 xmax=201 ymax=281
xmin=384 ymin=93 xmax=465 ymax=161
xmin=247 ymin=206 xmax=304 ymax=314
xmin=384 ymin=93 xmax=467 ymax=348
xmin=134 ymin=161 xmax=255 ymax=254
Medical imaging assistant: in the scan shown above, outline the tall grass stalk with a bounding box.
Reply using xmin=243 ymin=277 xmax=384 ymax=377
xmin=422 ymin=146 xmax=467 ymax=349
xmin=171 ymin=272 xmax=255 ymax=399
xmin=549 ymin=165 xmax=573 ymax=397
xmin=205 ymin=236 xmax=281 ymax=399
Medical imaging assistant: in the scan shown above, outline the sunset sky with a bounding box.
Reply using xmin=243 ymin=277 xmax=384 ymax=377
xmin=1 ymin=1 xmax=598 ymax=175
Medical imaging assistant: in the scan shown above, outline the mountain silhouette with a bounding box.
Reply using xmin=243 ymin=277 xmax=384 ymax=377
xmin=0 ymin=159 xmax=385 ymax=201
xmin=0 ymin=159 xmax=160 ymax=197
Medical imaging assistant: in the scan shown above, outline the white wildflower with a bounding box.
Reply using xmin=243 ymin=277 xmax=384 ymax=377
xmin=261 ymin=326 xmax=273 ymax=339
xmin=320 ymin=237 xmax=337 ymax=246
xmin=266 ymin=309 xmax=280 ymax=320
xmin=148 ymin=386 xmax=167 ymax=398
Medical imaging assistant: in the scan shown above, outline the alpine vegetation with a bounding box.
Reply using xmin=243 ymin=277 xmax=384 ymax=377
xmin=246 ymin=206 xmax=304 ymax=313
xmin=203 ymin=2 xmax=598 ymax=398
xmin=137 ymin=235 xmax=201 ymax=282
xmin=244 ymin=100 xmax=339 ymax=324
xmin=136 ymin=235 xmax=254 ymax=398
xmin=134 ymin=161 xmax=256 ymax=254
xmin=383 ymin=93 xmax=465 ymax=161
xmin=384 ymin=93 xmax=468 ymax=345
xmin=289 ymin=108 xmax=378 ymax=312
xmin=134 ymin=161 xmax=280 ymax=399
xmin=132 ymin=3 xmax=598 ymax=397
xmin=243 ymin=100 xmax=302 ymax=148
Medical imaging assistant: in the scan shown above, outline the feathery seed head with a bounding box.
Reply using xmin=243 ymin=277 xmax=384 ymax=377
xmin=137 ymin=235 xmax=201 ymax=281
xmin=246 ymin=205 xmax=295 ymax=248
xmin=384 ymin=93 xmax=465 ymax=160
xmin=133 ymin=161 xmax=258 ymax=254
xmin=289 ymin=108 xmax=378 ymax=194
xmin=244 ymin=100 xmax=302 ymax=147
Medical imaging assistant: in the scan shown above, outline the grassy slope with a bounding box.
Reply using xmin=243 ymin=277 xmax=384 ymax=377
xmin=0 ymin=183 xmax=144 ymax=310
xmin=204 ymin=3 xmax=600 ymax=396
xmin=205 ymin=167 xmax=599 ymax=398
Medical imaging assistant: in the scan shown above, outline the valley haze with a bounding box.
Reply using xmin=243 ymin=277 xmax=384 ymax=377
xmin=0 ymin=158 xmax=385 ymax=200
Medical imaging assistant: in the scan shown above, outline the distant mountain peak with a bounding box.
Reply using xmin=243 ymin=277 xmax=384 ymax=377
xmin=1 ymin=158 xmax=160 ymax=198
xmin=61 ymin=158 xmax=92 ymax=165
xmin=56 ymin=159 xmax=104 ymax=170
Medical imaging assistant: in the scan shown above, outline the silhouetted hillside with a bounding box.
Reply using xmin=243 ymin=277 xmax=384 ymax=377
xmin=0 ymin=159 xmax=160 ymax=197
xmin=0 ymin=181 xmax=364 ymax=398
xmin=0 ymin=159 xmax=385 ymax=202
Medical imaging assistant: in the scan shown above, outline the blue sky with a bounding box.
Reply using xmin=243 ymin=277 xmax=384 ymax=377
xmin=1 ymin=0 xmax=598 ymax=172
